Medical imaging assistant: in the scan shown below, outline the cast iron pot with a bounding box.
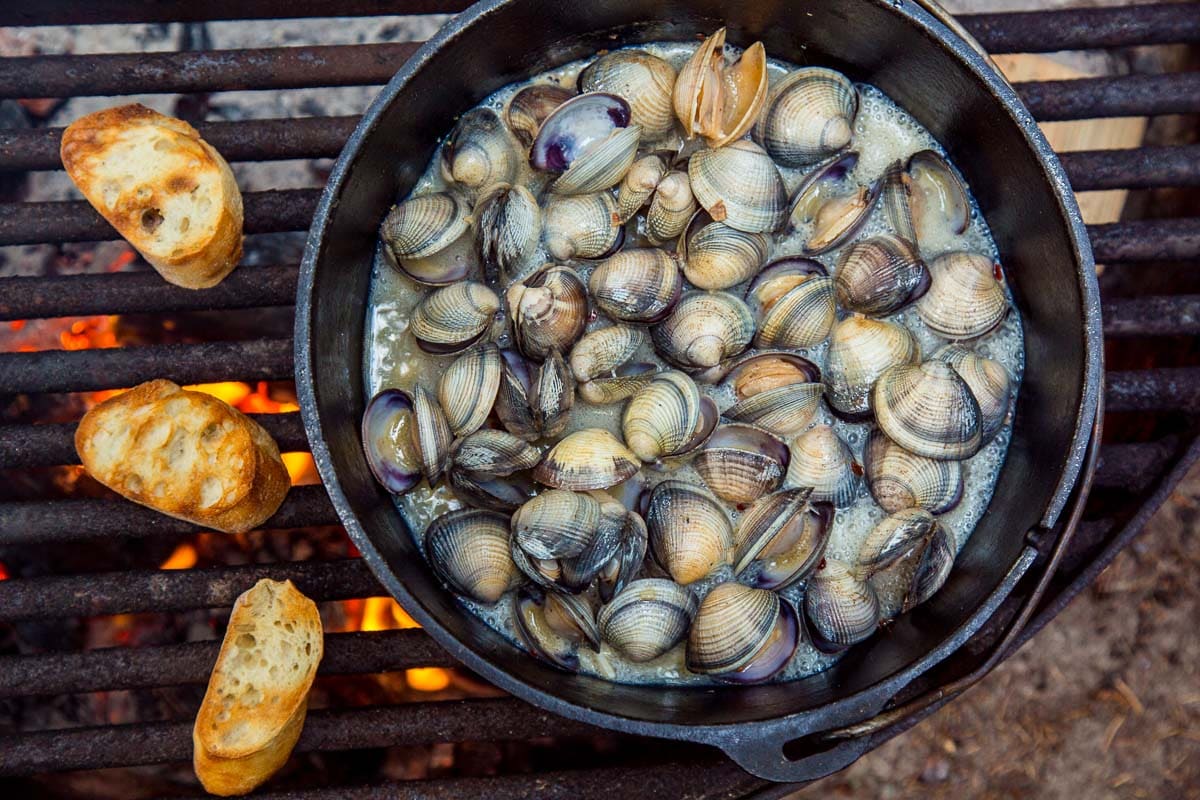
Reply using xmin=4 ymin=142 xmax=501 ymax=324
xmin=297 ymin=0 xmax=1102 ymax=782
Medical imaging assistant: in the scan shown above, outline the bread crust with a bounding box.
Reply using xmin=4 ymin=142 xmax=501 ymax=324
xmin=60 ymin=104 xmax=244 ymax=289
xmin=75 ymin=380 xmax=289 ymax=534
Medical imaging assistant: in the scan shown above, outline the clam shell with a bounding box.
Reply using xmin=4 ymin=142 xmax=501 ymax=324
xmin=597 ymin=509 xmax=648 ymax=602
xmin=441 ymin=108 xmax=520 ymax=193
xmin=752 ymin=275 xmax=836 ymax=350
xmin=380 ymin=192 xmax=470 ymax=262
xmin=824 ymin=315 xmax=921 ymax=418
xmin=651 ymin=290 xmax=755 ymax=369
xmin=598 ymin=578 xmax=697 ymax=663
xmin=872 ymin=360 xmax=983 ymax=461
xmin=437 ymin=342 xmax=502 ymax=437
xmin=543 ymin=192 xmax=624 ymax=261
xmin=856 ymin=507 xmax=936 ymax=580
xmin=425 ymin=508 xmax=520 ymax=604
xmin=569 ymin=325 xmax=646 ymax=383
xmin=733 ymin=487 xmax=832 ymax=590
xmin=863 ymin=428 xmax=963 ymax=514
xmin=507 ymin=265 xmax=588 ymax=361
xmin=512 ymin=489 xmax=602 ymax=560
xmin=580 ymin=50 xmax=678 ymax=142
xmin=532 ymin=428 xmax=640 ymax=490
xmin=787 ymin=151 xmax=879 ymax=255
xmin=530 ymin=348 xmax=575 ymax=438
xmin=904 ymin=522 xmax=954 ymax=612
xmin=906 ymin=149 xmax=970 ymax=246
xmin=411 ymin=281 xmax=500 ymax=355
xmin=694 ymin=423 xmax=790 ymax=505
xmin=686 ymin=582 xmax=799 ymax=683
xmin=506 ymin=83 xmax=575 ymax=147
xmin=558 ymin=493 xmax=628 ymax=591
xmin=804 ymin=558 xmax=880 ymax=652
xmin=682 ymin=221 xmax=768 ymax=290
xmin=513 ymin=586 xmax=597 ymax=670
xmin=934 ymin=344 xmax=1012 ymax=443
xmin=722 ymin=351 xmax=822 ymax=396
xmin=645 ymin=170 xmax=697 ymax=245
xmin=551 ymin=123 xmax=642 ymax=195
xmin=616 ymin=154 xmax=668 ymax=222
xmin=880 ymin=160 xmax=916 ymax=243
xmin=724 ymin=382 xmax=824 ymax=437
xmin=622 ymin=370 xmax=715 ymax=462
xmin=411 ymin=385 xmax=453 ymax=485
xmin=589 ymin=248 xmax=683 ymax=324
xmin=673 ymin=28 xmax=726 ymax=139
xmin=916 ymin=251 xmax=1009 ymax=339
xmin=531 ymin=92 xmax=631 ymax=172
xmin=494 ymin=348 xmax=538 ymax=441
xmin=786 ymin=425 xmax=862 ymax=507
xmin=450 ymin=429 xmax=541 ymax=478
xmin=361 ymin=389 xmax=422 ymax=495
xmin=474 ymin=183 xmax=541 ymax=287
xmin=448 ymin=467 xmax=535 ymax=513
xmin=578 ymin=362 xmax=657 ymax=405
xmin=646 ymin=479 xmax=734 ymax=585
xmin=688 ymin=140 xmax=788 ymax=234
xmin=834 ymin=234 xmax=930 ymax=317
xmin=753 ymin=67 xmax=858 ymax=167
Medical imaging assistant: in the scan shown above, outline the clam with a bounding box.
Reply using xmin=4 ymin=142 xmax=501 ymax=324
xmin=437 ymin=342 xmax=502 ymax=437
xmin=681 ymin=219 xmax=769 ymax=291
xmin=824 ymin=315 xmax=921 ymax=419
xmin=721 ymin=351 xmax=824 ymax=436
xmin=645 ymin=171 xmax=697 ymax=245
xmin=804 ymin=558 xmax=880 ymax=652
xmin=507 ymin=265 xmax=588 ymax=361
xmin=786 ymin=425 xmax=862 ymax=508
xmin=834 ymin=234 xmax=930 ymax=317
xmin=494 ymin=348 xmax=538 ymax=441
xmin=622 ymin=370 xmax=719 ymax=464
xmin=597 ymin=508 xmax=648 ymax=602
xmin=651 ymin=290 xmax=755 ymax=370
xmin=533 ymin=428 xmax=640 ymax=490
xmin=872 ymin=360 xmax=983 ymax=461
xmin=673 ymin=28 xmax=768 ymax=148
xmin=411 ymin=385 xmax=453 ymax=485
xmin=934 ymin=344 xmax=1012 ymax=443
xmin=441 ymin=108 xmax=521 ymax=195
xmin=530 ymin=348 xmax=575 ymax=438
xmin=733 ymin=487 xmax=833 ymax=590
xmin=688 ymin=140 xmax=788 ymax=234
xmin=589 ymin=248 xmax=683 ymax=324
xmin=747 ymin=259 xmax=836 ymax=350
xmin=598 ymin=578 xmax=697 ymax=663
xmin=425 ymin=508 xmax=521 ymax=604
xmin=863 ymin=428 xmax=963 ymax=514
xmin=543 ymin=192 xmax=624 ymax=261
xmin=880 ymin=160 xmax=916 ymax=243
xmin=686 ymin=582 xmax=800 ymax=683
xmin=856 ymin=508 xmax=954 ymax=614
xmin=506 ymin=83 xmax=576 ymax=148
xmin=915 ymin=251 xmax=1009 ymax=339
xmin=569 ymin=325 xmax=646 ymax=383
xmin=694 ymin=423 xmax=790 ymax=505
xmin=578 ymin=362 xmax=657 ymax=405
xmin=646 ymin=479 xmax=734 ymax=585
xmin=411 ymin=281 xmax=500 ymax=355
xmin=579 ymin=50 xmax=678 ymax=142
xmin=513 ymin=586 xmax=599 ymax=670
xmin=380 ymin=192 xmax=476 ymax=286
xmin=531 ymin=92 xmax=640 ymax=195
xmin=474 ymin=183 xmax=541 ymax=287
xmin=361 ymin=389 xmax=422 ymax=495
xmin=450 ymin=429 xmax=541 ymax=478
xmin=787 ymin=151 xmax=881 ymax=255
xmin=448 ymin=466 xmax=536 ymax=513
xmin=905 ymin=521 xmax=954 ymax=611
xmin=512 ymin=489 xmax=602 ymax=561
xmin=616 ymin=154 xmax=669 ymax=222
xmin=558 ymin=492 xmax=630 ymax=591
xmin=753 ymin=67 xmax=858 ymax=167
xmin=904 ymin=150 xmax=970 ymax=248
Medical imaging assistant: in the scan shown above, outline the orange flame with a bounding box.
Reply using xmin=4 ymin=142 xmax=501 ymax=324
xmin=59 ymin=316 xmax=120 ymax=351
xmin=159 ymin=543 xmax=198 ymax=570
xmin=350 ymin=597 xmax=450 ymax=692
xmin=0 ymin=561 xmax=9 ymax=581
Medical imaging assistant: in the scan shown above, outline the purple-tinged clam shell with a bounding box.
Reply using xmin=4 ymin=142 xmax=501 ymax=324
xmin=361 ymin=389 xmax=422 ymax=495
xmin=531 ymin=92 xmax=632 ymax=173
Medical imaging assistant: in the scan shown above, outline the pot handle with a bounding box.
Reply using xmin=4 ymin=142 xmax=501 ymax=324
xmin=717 ymin=729 xmax=876 ymax=783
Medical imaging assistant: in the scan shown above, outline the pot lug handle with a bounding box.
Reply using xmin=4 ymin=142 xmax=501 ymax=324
xmin=717 ymin=729 xmax=874 ymax=783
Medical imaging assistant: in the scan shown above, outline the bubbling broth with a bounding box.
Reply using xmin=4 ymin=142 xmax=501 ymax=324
xmin=363 ymin=37 xmax=1024 ymax=686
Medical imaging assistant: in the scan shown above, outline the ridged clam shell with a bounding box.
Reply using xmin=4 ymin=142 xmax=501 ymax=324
xmin=448 ymin=468 xmax=535 ymax=513
xmin=474 ymin=183 xmax=541 ymax=287
xmin=569 ymin=325 xmax=646 ymax=383
xmin=673 ymin=27 xmax=725 ymax=139
xmin=645 ymin=170 xmax=697 ymax=245
xmin=934 ymin=344 xmax=1012 ymax=443
xmin=598 ymin=578 xmax=697 ymax=663
xmin=532 ymin=428 xmax=640 ymax=490
xmin=597 ymin=509 xmax=648 ymax=603
xmin=834 ymin=234 xmax=930 ymax=317
xmin=651 ymin=291 xmax=755 ymax=369
xmin=441 ymin=108 xmax=520 ymax=193
xmin=512 ymin=489 xmax=602 ymax=560
xmin=688 ymin=140 xmax=788 ymax=234
xmin=622 ymin=370 xmax=714 ymax=462
xmin=694 ymin=423 xmax=790 ymax=505
xmin=872 ymin=360 xmax=983 ymax=461
xmin=551 ymin=123 xmax=642 ymax=195
xmin=856 ymin=507 xmax=937 ymax=582
xmin=753 ymin=67 xmax=858 ymax=167
xmin=824 ymin=315 xmax=921 ymax=418
xmin=880 ymin=160 xmax=916 ymax=243
xmin=494 ymin=348 xmax=537 ymax=441
xmin=506 ymin=83 xmax=575 ymax=147
xmin=437 ymin=342 xmax=502 ymax=437
xmin=724 ymin=382 xmax=824 ymax=437
xmin=580 ymin=50 xmax=678 ymax=142
xmin=411 ymin=385 xmax=452 ymax=485
xmin=380 ymin=192 xmax=470 ymax=263
xmin=916 ymin=252 xmax=1009 ymax=339
xmin=616 ymin=154 xmax=668 ymax=222
xmin=863 ymin=428 xmax=963 ymax=514
xmin=804 ymin=559 xmax=880 ymax=652
xmin=578 ymin=362 xmax=657 ymax=405
xmin=531 ymin=92 xmax=631 ymax=172
xmin=411 ymin=281 xmax=500 ymax=355
xmin=361 ymin=389 xmax=421 ymax=495
xmin=722 ymin=351 xmax=821 ymax=395
xmin=513 ymin=587 xmax=597 ymax=670
xmin=530 ymin=349 xmax=575 ymax=438
xmin=558 ymin=493 xmax=628 ymax=591
xmin=786 ymin=425 xmax=861 ymax=507
xmin=543 ymin=192 xmax=623 ymax=261
xmin=733 ymin=487 xmax=831 ymax=590
xmin=425 ymin=508 xmax=520 ymax=604
xmin=589 ymin=248 xmax=683 ymax=323
xmin=753 ymin=276 xmax=836 ymax=349
xmin=646 ymin=479 xmax=734 ymax=584
xmin=451 ymin=429 xmax=541 ymax=478
xmin=682 ymin=221 xmax=768 ymax=290
xmin=905 ymin=522 xmax=954 ymax=612
xmin=507 ymin=265 xmax=588 ymax=361
xmin=686 ymin=582 xmax=799 ymax=683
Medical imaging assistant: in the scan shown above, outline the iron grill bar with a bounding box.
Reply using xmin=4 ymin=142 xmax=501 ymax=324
xmin=1102 ymin=295 xmax=1200 ymax=338
xmin=0 ymin=629 xmax=453 ymax=698
xmin=1018 ymin=72 xmax=1200 ymax=121
xmin=0 ymin=484 xmax=337 ymax=547
xmin=1105 ymin=367 xmax=1200 ymax=412
xmin=0 ymin=0 xmax=473 ymax=27
xmin=0 ymin=697 xmax=606 ymax=775
xmin=1088 ymin=217 xmax=1200 ymax=262
xmin=1059 ymin=145 xmax=1200 ymax=191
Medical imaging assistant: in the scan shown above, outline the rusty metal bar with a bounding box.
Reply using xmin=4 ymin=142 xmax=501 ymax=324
xmin=0 ymin=264 xmax=298 ymax=321
xmin=0 ymin=557 xmax=376 ymax=621
xmin=0 ymin=629 xmax=452 ymax=698
xmin=1093 ymin=438 xmax=1181 ymax=494
xmin=1106 ymin=367 xmax=1200 ymax=413
xmin=0 ymin=189 xmax=319 ymax=246
xmin=0 ymin=411 xmax=306 ymax=469
xmin=0 ymin=0 xmax=471 ymax=26
xmin=1061 ymin=145 xmax=1200 ymax=192
xmin=0 ymin=338 xmax=294 ymax=394
xmin=1103 ymin=295 xmax=1200 ymax=338
xmin=959 ymin=4 xmax=1200 ymax=54
xmin=0 ymin=484 xmax=337 ymax=547
xmin=0 ymin=697 xmax=604 ymax=775
xmin=1017 ymin=72 xmax=1200 ymax=121
xmin=1088 ymin=218 xmax=1200 ymax=263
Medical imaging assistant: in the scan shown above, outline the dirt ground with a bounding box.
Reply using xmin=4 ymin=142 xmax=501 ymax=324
xmin=789 ymin=464 xmax=1200 ymax=800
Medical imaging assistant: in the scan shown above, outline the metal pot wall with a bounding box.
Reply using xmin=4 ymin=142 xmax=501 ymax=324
xmin=296 ymin=0 xmax=1102 ymax=782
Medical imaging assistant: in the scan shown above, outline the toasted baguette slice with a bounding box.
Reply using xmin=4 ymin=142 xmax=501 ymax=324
xmin=75 ymin=379 xmax=289 ymax=534
xmin=193 ymin=579 xmax=323 ymax=796
xmin=60 ymin=104 xmax=243 ymax=289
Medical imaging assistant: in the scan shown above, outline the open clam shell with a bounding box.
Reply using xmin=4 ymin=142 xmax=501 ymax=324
xmin=569 ymin=325 xmax=646 ymax=384
xmin=916 ymin=251 xmax=1009 ymax=339
xmin=578 ymin=362 xmax=657 ymax=405
xmin=651 ymin=290 xmax=755 ymax=370
xmin=872 ymin=360 xmax=983 ymax=461
xmin=682 ymin=219 xmax=769 ymax=291
xmin=450 ymin=429 xmax=541 ymax=478
xmin=694 ymin=422 xmax=790 ymax=505
xmin=786 ymin=425 xmax=862 ymax=508
xmin=506 ymin=83 xmax=575 ymax=148
xmin=507 ymin=265 xmax=588 ymax=362
xmin=597 ymin=508 xmax=648 ymax=603
xmin=589 ymin=248 xmax=683 ymax=324
xmin=824 ymin=315 xmax=921 ymax=419
xmin=474 ymin=183 xmax=541 ymax=288
xmin=361 ymin=389 xmax=422 ymax=495
xmin=411 ymin=281 xmax=500 ymax=355
xmin=733 ymin=487 xmax=833 ymax=590
xmin=905 ymin=149 xmax=970 ymax=247
xmin=380 ymin=192 xmax=476 ymax=286
xmin=441 ymin=108 xmax=521 ymax=195
xmin=834 ymin=234 xmax=930 ymax=317
xmin=721 ymin=352 xmax=825 ymax=437
xmin=857 ymin=507 xmax=955 ymax=616
xmin=598 ymin=578 xmax=698 ymax=663
xmin=532 ymin=428 xmax=640 ymax=491
xmin=513 ymin=586 xmax=599 ymax=671
xmin=543 ymin=191 xmax=624 ymax=261
xmin=530 ymin=348 xmax=576 ymax=438
xmin=673 ymin=29 xmax=768 ymax=148
xmin=579 ymin=50 xmax=678 ymax=142
xmin=616 ymin=153 xmax=669 ymax=222
xmin=863 ymin=428 xmax=963 ymax=514
xmin=686 ymin=582 xmax=800 ymax=683
xmin=447 ymin=466 xmax=536 ymax=513
xmin=531 ymin=92 xmax=641 ymax=195
xmin=753 ymin=67 xmax=858 ymax=167
xmin=804 ymin=558 xmax=880 ymax=653
xmin=437 ymin=342 xmax=503 ymax=437
xmin=787 ymin=151 xmax=880 ymax=255
xmin=622 ymin=370 xmax=718 ymax=463
xmin=425 ymin=508 xmax=521 ymax=604
xmin=646 ymin=479 xmax=734 ymax=585
xmin=688 ymin=140 xmax=788 ymax=234
xmin=411 ymin=385 xmax=453 ymax=485
xmin=934 ymin=344 xmax=1012 ymax=444
xmin=494 ymin=348 xmax=538 ymax=441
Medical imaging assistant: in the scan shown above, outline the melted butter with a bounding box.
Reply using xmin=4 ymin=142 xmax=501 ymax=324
xmin=363 ymin=41 xmax=1025 ymax=687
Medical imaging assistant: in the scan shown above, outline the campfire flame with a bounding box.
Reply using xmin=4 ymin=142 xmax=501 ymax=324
xmin=158 ymin=543 xmax=198 ymax=570
xmin=355 ymin=597 xmax=452 ymax=692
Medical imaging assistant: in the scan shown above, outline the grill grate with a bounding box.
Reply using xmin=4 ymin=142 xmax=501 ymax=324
xmin=0 ymin=3 xmax=1198 ymax=797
